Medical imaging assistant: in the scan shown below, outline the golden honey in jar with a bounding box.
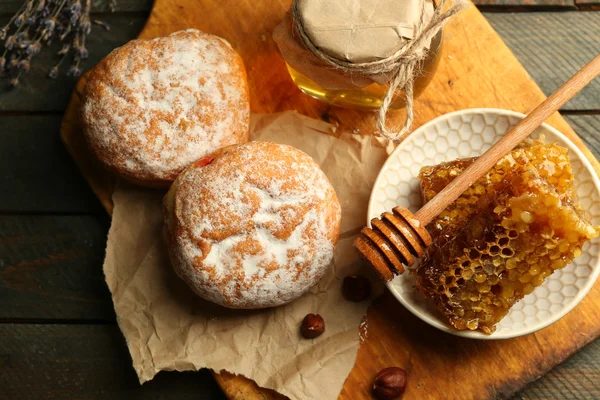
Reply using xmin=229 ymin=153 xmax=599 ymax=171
xmin=273 ymin=0 xmax=443 ymax=110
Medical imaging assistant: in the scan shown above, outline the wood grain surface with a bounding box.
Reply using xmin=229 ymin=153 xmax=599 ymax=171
xmin=0 ymin=116 xmax=103 ymax=213
xmin=569 ymin=115 xmax=600 ymax=156
xmin=0 ymin=215 xmax=113 ymax=320
xmin=0 ymin=324 xmax=226 ymax=400
xmin=56 ymin=1 xmax=600 ymax=399
xmin=515 ymin=337 xmax=600 ymax=399
xmin=485 ymin=12 xmax=600 ymax=110
xmin=575 ymin=0 xmax=600 ymax=10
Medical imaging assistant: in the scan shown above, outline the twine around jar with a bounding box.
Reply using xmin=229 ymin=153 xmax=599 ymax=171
xmin=292 ymin=0 xmax=469 ymax=142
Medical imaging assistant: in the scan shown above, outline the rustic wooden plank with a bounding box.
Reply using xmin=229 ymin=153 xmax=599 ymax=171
xmin=514 ymin=340 xmax=600 ymax=399
xmin=473 ymin=0 xmax=575 ymax=8
xmin=575 ymin=0 xmax=600 ymax=10
xmin=565 ymin=115 xmax=600 ymax=158
xmin=0 ymin=14 xmax=146 ymax=112
xmin=0 ymin=214 xmax=114 ymax=321
xmin=485 ymin=12 xmax=600 ymax=111
xmin=0 ymin=324 xmax=227 ymax=400
xmin=59 ymin=1 xmax=600 ymax=398
xmin=0 ymin=116 xmax=103 ymax=212
xmin=0 ymin=0 xmax=152 ymax=13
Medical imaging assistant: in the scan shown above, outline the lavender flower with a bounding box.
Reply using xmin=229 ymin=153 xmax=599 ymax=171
xmin=48 ymin=66 xmax=58 ymax=78
xmin=57 ymin=43 xmax=70 ymax=55
xmin=67 ymin=64 xmax=81 ymax=77
xmin=41 ymin=17 xmax=56 ymax=34
xmin=25 ymin=41 xmax=41 ymax=55
xmin=70 ymin=0 xmax=82 ymax=20
xmin=16 ymin=31 xmax=29 ymax=45
xmin=7 ymin=56 xmax=19 ymax=69
xmin=79 ymin=16 xmax=91 ymax=35
xmin=14 ymin=14 xmax=25 ymax=27
xmin=18 ymin=58 xmax=30 ymax=72
xmin=74 ymin=45 xmax=88 ymax=60
xmin=36 ymin=0 xmax=46 ymax=13
xmin=9 ymin=76 xmax=19 ymax=88
xmin=5 ymin=36 xmax=17 ymax=51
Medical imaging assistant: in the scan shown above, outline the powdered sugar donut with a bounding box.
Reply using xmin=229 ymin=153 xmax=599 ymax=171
xmin=81 ymin=29 xmax=250 ymax=187
xmin=163 ymin=141 xmax=342 ymax=309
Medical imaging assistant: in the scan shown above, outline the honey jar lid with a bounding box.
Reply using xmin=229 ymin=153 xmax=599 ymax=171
xmin=296 ymin=0 xmax=434 ymax=63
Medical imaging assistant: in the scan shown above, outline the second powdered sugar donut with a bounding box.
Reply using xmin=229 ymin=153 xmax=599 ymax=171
xmin=163 ymin=141 xmax=342 ymax=309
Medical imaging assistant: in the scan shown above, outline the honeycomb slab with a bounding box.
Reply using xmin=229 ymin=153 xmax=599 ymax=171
xmin=413 ymin=139 xmax=599 ymax=334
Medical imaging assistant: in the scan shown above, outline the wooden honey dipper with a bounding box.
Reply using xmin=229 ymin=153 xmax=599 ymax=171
xmin=355 ymin=53 xmax=600 ymax=282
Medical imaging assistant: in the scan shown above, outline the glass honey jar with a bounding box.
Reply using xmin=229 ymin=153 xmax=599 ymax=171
xmin=274 ymin=0 xmax=444 ymax=111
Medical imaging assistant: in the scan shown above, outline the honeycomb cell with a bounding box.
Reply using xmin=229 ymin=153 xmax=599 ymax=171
xmin=424 ymin=143 xmax=437 ymax=158
xmin=411 ymin=138 xmax=600 ymax=334
xmin=562 ymin=274 xmax=577 ymax=285
xmin=412 ymin=147 xmax=425 ymax=162
xmin=447 ymin=130 xmax=460 ymax=147
xmin=536 ymin=286 xmax=549 ymax=298
xmin=458 ymin=142 xmax=471 ymax=156
xmin=425 ymin=127 xmax=439 ymax=142
xmin=384 ymin=185 xmax=399 ymax=199
xmin=494 ymin=116 xmax=510 ymax=133
xmin=550 ymin=304 xmax=563 ymax=313
xmin=386 ymin=171 xmax=401 ymax=186
xmin=574 ymin=266 xmax=589 ymax=278
xmin=548 ymin=292 xmax=563 ymax=304
xmin=483 ymin=113 xmax=498 ymax=126
xmin=538 ymin=310 xmax=551 ymax=320
xmin=471 ymin=135 xmax=484 ymax=151
xmin=397 ymin=182 xmax=411 ymax=197
xmin=471 ymin=115 xmax=485 ymax=133
xmin=524 ymin=306 xmax=537 ymax=316
xmin=435 ymin=137 xmax=449 ymax=153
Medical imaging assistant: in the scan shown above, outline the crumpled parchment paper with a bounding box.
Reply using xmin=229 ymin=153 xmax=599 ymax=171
xmin=104 ymin=111 xmax=390 ymax=400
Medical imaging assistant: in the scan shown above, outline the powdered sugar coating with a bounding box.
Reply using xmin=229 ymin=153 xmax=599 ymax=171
xmin=163 ymin=141 xmax=342 ymax=309
xmin=81 ymin=29 xmax=250 ymax=186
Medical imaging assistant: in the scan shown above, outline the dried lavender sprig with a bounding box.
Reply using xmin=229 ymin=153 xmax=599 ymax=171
xmin=48 ymin=50 xmax=68 ymax=78
xmin=1 ymin=0 xmax=117 ymax=86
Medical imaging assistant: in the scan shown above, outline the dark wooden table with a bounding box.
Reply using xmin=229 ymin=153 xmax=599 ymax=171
xmin=1 ymin=1 xmax=599 ymax=398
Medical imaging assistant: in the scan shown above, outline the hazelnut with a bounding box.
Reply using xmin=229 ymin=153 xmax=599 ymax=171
xmin=300 ymin=313 xmax=325 ymax=338
xmin=342 ymin=275 xmax=371 ymax=302
xmin=372 ymin=367 xmax=406 ymax=399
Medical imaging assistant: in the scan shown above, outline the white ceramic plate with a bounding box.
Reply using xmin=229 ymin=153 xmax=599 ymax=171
xmin=368 ymin=108 xmax=600 ymax=339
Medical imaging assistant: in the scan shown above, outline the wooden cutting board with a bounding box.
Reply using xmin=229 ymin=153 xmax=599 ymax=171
xmin=60 ymin=1 xmax=600 ymax=399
